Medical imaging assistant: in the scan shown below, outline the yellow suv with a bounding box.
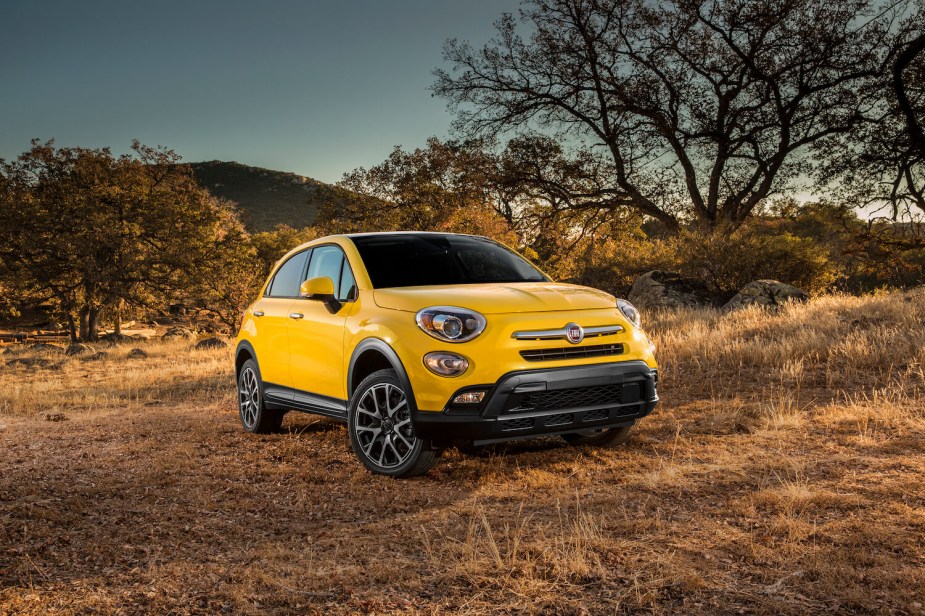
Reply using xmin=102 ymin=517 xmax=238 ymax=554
xmin=235 ymin=232 xmax=658 ymax=477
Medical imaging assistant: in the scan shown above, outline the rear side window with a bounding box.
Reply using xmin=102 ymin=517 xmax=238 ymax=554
xmin=304 ymin=245 xmax=357 ymax=302
xmin=266 ymin=250 xmax=309 ymax=297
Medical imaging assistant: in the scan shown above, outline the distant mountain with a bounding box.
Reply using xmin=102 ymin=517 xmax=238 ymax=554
xmin=189 ymin=161 xmax=334 ymax=231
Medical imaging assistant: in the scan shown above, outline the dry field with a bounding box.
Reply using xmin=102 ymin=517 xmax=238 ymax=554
xmin=1 ymin=292 xmax=924 ymax=615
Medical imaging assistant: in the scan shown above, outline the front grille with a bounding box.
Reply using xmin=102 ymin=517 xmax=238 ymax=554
xmin=544 ymin=413 xmax=574 ymax=427
xmin=583 ymin=408 xmax=609 ymax=422
xmin=500 ymin=417 xmax=535 ymax=431
xmin=520 ymin=343 xmax=624 ymax=362
xmin=520 ymin=383 xmax=625 ymax=412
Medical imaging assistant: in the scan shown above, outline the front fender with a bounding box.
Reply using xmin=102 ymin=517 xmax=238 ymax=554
xmin=347 ymin=337 xmax=418 ymax=412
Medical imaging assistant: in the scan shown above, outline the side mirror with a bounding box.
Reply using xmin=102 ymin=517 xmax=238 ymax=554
xmin=300 ymin=276 xmax=335 ymax=300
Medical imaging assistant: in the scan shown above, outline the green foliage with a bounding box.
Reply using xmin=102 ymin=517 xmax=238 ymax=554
xmin=0 ymin=140 xmax=253 ymax=340
xmin=664 ymin=228 xmax=839 ymax=299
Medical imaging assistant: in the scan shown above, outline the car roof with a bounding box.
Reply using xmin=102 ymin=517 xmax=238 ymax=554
xmin=344 ymin=231 xmax=484 ymax=239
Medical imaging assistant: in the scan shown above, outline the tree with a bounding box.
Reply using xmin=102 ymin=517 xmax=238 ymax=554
xmin=434 ymin=0 xmax=902 ymax=233
xmin=317 ymin=138 xmax=520 ymax=244
xmin=0 ymin=140 xmax=251 ymax=340
xmin=819 ymin=4 xmax=924 ymax=220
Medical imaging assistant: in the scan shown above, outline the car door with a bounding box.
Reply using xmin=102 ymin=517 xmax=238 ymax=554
xmin=250 ymin=248 xmax=310 ymax=393
xmin=288 ymin=244 xmax=358 ymax=410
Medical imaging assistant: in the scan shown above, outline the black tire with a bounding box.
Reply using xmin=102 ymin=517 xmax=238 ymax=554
xmin=561 ymin=423 xmax=635 ymax=447
xmin=237 ymin=358 xmax=284 ymax=434
xmin=348 ymin=369 xmax=438 ymax=477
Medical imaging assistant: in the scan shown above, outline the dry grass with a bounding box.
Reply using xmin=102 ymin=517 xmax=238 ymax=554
xmin=2 ymin=291 xmax=925 ymax=614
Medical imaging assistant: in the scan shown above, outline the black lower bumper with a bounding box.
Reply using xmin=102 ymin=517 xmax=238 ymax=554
xmin=412 ymin=360 xmax=658 ymax=445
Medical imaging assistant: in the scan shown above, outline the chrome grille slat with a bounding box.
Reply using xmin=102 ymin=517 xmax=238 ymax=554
xmin=511 ymin=324 xmax=624 ymax=341
xmin=520 ymin=343 xmax=624 ymax=362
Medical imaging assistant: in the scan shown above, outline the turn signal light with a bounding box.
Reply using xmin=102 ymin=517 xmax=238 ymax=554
xmin=452 ymin=391 xmax=485 ymax=404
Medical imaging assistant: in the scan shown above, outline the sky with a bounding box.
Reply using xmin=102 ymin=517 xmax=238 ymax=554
xmin=0 ymin=0 xmax=521 ymax=183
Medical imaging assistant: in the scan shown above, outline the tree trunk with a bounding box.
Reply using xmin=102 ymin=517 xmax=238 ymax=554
xmin=78 ymin=306 xmax=90 ymax=341
xmin=87 ymin=306 xmax=100 ymax=341
xmin=78 ymin=305 xmax=101 ymax=341
xmin=894 ymin=33 xmax=925 ymax=159
xmin=113 ymin=299 xmax=123 ymax=335
xmin=67 ymin=313 xmax=78 ymax=343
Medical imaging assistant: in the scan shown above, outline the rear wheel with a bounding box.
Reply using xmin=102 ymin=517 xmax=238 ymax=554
xmin=237 ymin=359 xmax=284 ymax=433
xmin=348 ymin=369 xmax=438 ymax=477
xmin=561 ymin=423 xmax=635 ymax=447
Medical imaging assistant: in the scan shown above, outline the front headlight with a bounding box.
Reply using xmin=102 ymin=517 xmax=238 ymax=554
xmin=416 ymin=306 xmax=486 ymax=343
xmin=617 ymin=299 xmax=641 ymax=328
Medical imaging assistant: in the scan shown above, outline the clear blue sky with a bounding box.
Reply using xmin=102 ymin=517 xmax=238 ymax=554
xmin=0 ymin=0 xmax=519 ymax=183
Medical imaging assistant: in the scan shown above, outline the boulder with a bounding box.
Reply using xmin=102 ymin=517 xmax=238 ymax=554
xmin=99 ymin=333 xmax=134 ymax=347
xmin=195 ymin=337 xmax=228 ymax=350
xmin=162 ymin=326 xmax=196 ymax=340
xmin=65 ymin=343 xmax=94 ymax=356
xmin=722 ymin=280 xmax=808 ymax=312
xmin=628 ymin=271 xmax=714 ymax=310
xmin=127 ymin=348 xmax=148 ymax=359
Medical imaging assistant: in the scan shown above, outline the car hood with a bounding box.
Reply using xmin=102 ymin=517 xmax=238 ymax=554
xmin=372 ymin=282 xmax=616 ymax=314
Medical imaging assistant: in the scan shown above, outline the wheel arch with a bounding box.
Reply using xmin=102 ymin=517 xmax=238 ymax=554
xmin=235 ymin=340 xmax=257 ymax=378
xmin=348 ymin=338 xmax=418 ymax=412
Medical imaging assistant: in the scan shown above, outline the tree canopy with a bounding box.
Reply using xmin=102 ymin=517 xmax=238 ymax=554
xmin=434 ymin=0 xmax=911 ymax=232
xmin=0 ymin=140 xmax=251 ymax=340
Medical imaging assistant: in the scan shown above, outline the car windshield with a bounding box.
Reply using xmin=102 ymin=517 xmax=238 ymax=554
xmin=350 ymin=234 xmax=548 ymax=288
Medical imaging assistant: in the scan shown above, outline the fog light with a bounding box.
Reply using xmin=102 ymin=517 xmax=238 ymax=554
xmin=452 ymin=391 xmax=485 ymax=404
xmin=423 ymin=351 xmax=469 ymax=376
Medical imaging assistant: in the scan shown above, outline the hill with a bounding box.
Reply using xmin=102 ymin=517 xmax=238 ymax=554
xmin=189 ymin=161 xmax=334 ymax=231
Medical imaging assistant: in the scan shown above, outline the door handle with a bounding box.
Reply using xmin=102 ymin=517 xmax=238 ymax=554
xmin=289 ymin=312 xmax=304 ymax=320
xmin=253 ymin=310 xmax=264 ymax=317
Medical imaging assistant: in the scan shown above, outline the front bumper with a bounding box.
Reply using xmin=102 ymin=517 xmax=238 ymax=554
xmin=411 ymin=360 xmax=658 ymax=445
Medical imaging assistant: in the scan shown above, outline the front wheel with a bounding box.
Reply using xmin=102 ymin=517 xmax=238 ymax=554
xmin=348 ymin=369 xmax=438 ymax=477
xmin=561 ymin=423 xmax=635 ymax=447
xmin=237 ymin=359 xmax=284 ymax=433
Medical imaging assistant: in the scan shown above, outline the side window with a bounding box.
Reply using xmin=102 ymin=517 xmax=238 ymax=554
xmin=304 ymin=245 xmax=357 ymax=302
xmin=266 ymin=250 xmax=309 ymax=298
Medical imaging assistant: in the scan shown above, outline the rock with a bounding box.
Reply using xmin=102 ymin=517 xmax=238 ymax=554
xmin=153 ymin=316 xmax=175 ymax=326
xmin=195 ymin=337 xmax=228 ymax=350
xmin=99 ymin=333 xmax=133 ymax=346
xmin=722 ymin=280 xmax=808 ymax=312
xmin=628 ymin=270 xmax=714 ymax=310
xmin=65 ymin=343 xmax=94 ymax=356
xmin=2 ymin=346 xmax=21 ymax=355
xmin=29 ymin=343 xmax=65 ymax=353
xmin=162 ymin=326 xmax=196 ymax=340
xmin=127 ymin=348 xmax=148 ymax=359
xmin=81 ymin=351 xmax=109 ymax=362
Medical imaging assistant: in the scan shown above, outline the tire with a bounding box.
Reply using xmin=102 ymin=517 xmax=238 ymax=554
xmin=237 ymin=358 xmax=284 ymax=434
xmin=561 ymin=422 xmax=635 ymax=447
xmin=348 ymin=369 xmax=438 ymax=477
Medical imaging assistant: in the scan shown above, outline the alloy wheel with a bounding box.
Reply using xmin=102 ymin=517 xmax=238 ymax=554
xmin=353 ymin=382 xmax=417 ymax=469
xmin=238 ymin=366 xmax=260 ymax=430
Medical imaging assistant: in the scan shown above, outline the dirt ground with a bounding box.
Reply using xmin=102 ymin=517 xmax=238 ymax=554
xmin=1 ymin=293 xmax=924 ymax=614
